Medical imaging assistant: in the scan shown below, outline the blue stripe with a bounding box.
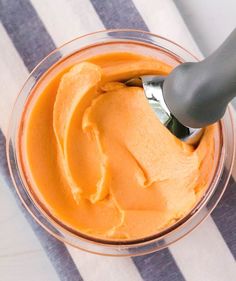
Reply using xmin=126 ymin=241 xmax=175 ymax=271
xmin=0 ymin=0 xmax=56 ymax=72
xmin=90 ymin=0 xmax=149 ymax=30
xmin=133 ymin=250 xmax=185 ymax=281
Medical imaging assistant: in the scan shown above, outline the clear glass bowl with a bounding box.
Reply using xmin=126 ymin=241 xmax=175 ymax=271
xmin=7 ymin=29 xmax=235 ymax=256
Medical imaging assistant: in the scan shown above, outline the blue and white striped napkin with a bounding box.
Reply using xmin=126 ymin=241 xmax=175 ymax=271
xmin=0 ymin=1 xmax=235 ymax=281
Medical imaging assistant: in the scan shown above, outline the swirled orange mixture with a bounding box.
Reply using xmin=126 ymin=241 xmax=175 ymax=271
xmin=21 ymin=52 xmax=218 ymax=240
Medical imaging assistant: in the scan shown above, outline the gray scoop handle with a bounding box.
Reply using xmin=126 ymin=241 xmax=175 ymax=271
xmin=163 ymin=28 xmax=236 ymax=128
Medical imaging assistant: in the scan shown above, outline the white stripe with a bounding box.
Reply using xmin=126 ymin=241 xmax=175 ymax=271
xmin=0 ymin=23 xmax=28 ymax=133
xmin=133 ymin=0 xmax=203 ymax=59
xmin=31 ymin=0 xmax=104 ymax=46
xmin=170 ymin=217 xmax=236 ymax=281
xmin=21 ymin=1 xmax=143 ymax=280
xmin=67 ymin=246 xmax=143 ymax=281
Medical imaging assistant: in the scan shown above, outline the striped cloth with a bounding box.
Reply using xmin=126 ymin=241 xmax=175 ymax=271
xmin=0 ymin=1 xmax=235 ymax=280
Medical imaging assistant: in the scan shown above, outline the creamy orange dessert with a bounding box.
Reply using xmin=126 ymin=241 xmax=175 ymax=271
xmin=20 ymin=52 xmax=219 ymax=240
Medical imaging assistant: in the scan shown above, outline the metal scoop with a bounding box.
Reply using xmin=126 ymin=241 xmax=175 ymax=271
xmin=126 ymin=28 xmax=236 ymax=145
xmin=125 ymin=76 xmax=203 ymax=145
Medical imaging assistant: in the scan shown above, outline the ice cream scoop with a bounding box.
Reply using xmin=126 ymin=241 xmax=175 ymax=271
xmin=126 ymin=28 xmax=236 ymax=145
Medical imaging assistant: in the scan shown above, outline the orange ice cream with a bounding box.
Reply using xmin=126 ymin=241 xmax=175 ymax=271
xmin=20 ymin=52 xmax=219 ymax=240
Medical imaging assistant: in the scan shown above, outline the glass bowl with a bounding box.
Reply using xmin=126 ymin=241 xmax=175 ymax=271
xmin=7 ymin=29 xmax=235 ymax=256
